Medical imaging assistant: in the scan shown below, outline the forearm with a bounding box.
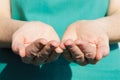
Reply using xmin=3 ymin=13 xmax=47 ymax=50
xmin=95 ymin=11 xmax=120 ymax=43
xmin=0 ymin=16 xmax=26 ymax=48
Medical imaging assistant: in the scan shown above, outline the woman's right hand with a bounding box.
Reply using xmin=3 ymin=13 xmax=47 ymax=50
xmin=12 ymin=22 xmax=62 ymax=65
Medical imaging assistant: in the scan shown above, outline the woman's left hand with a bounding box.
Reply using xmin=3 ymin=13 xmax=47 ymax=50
xmin=61 ymin=20 xmax=110 ymax=65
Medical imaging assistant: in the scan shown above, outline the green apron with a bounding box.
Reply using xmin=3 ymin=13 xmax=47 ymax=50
xmin=0 ymin=0 xmax=120 ymax=80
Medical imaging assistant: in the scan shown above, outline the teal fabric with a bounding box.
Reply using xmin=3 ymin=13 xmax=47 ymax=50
xmin=0 ymin=0 xmax=120 ymax=80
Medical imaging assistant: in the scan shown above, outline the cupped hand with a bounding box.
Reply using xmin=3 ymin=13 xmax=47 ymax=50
xmin=12 ymin=22 xmax=62 ymax=65
xmin=61 ymin=20 xmax=110 ymax=65
xmin=24 ymin=39 xmax=62 ymax=65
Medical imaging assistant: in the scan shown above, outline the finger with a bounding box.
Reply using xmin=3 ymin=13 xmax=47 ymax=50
xmin=31 ymin=55 xmax=45 ymax=65
xmin=43 ymin=41 xmax=62 ymax=63
xmin=12 ymin=37 xmax=26 ymax=57
xmin=64 ymin=39 xmax=86 ymax=65
xmin=75 ymin=39 xmax=97 ymax=64
xmin=61 ymin=40 xmax=74 ymax=62
xmin=22 ymin=39 xmax=47 ymax=64
xmin=75 ymin=40 xmax=96 ymax=59
xmin=12 ymin=37 xmax=32 ymax=64
xmin=39 ymin=40 xmax=59 ymax=58
xmin=45 ymin=51 xmax=61 ymax=63
xmin=13 ymin=40 xmax=29 ymax=64
xmin=26 ymin=38 xmax=48 ymax=57
xmin=60 ymin=41 xmax=66 ymax=50
xmin=55 ymin=47 xmax=63 ymax=54
xmin=21 ymin=56 xmax=35 ymax=64
xmin=62 ymin=49 xmax=73 ymax=62
xmin=62 ymin=39 xmax=75 ymax=62
xmin=18 ymin=44 xmax=26 ymax=58
xmin=33 ymin=40 xmax=59 ymax=65
xmin=96 ymin=39 xmax=110 ymax=61
xmin=45 ymin=47 xmax=63 ymax=62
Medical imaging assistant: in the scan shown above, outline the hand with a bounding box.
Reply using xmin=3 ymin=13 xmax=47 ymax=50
xmin=61 ymin=20 xmax=110 ymax=65
xmin=12 ymin=22 xmax=62 ymax=65
xmin=24 ymin=39 xmax=62 ymax=65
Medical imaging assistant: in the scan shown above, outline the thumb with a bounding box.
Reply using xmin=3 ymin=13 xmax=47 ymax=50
xmin=18 ymin=43 xmax=26 ymax=58
xmin=12 ymin=37 xmax=26 ymax=58
xmin=96 ymin=39 xmax=109 ymax=61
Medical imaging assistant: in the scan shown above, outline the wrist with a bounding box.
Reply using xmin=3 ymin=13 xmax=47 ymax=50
xmin=93 ymin=19 xmax=119 ymax=43
xmin=0 ymin=18 xmax=27 ymax=48
xmin=92 ymin=19 xmax=111 ymax=38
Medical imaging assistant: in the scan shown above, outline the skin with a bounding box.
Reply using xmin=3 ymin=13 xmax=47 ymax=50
xmin=61 ymin=20 xmax=109 ymax=65
xmin=24 ymin=39 xmax=61 ymax=65
xmin=61 ymin=0 xmax=120 ymax=65
xmin=0 ymin=0 xmax=120 ymax=65
xmin=12 ymin=22 xmax=63 ymax=64
xmin=0 ymin=0 xmax=63 ymax=65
